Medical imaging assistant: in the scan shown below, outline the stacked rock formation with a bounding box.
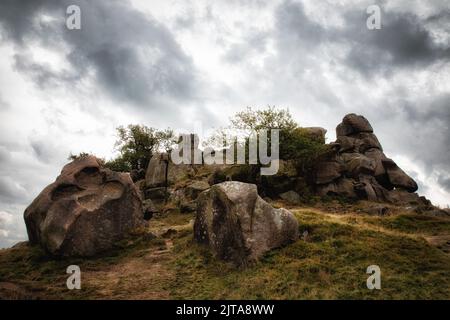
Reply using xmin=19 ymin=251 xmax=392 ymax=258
xmin=314 ymin=114 xmax=418 ymax=202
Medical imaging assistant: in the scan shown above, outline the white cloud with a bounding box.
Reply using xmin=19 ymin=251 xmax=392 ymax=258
xmin=0 ymin=210 xmax=25 ymax=248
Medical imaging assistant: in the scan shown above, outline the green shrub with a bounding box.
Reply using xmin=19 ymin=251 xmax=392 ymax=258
xmin=69 ymin=125 xmax=176 ymax=173
xmin=112 ymin=125 xmax=175 ymax=172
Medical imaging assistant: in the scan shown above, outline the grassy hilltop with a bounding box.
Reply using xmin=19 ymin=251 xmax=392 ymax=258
xmin=1 ymin=200 xmax=449 ymax=300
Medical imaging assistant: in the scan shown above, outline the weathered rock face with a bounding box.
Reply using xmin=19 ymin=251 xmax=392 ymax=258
xmin=144 ymin=152 xmax=196 ymax=203
xmin=194 ymin=181 xmax=299 ymax=266
xmin=24 ymin=156 xmax=145 ymax=257
xmin=167 ymin=181 xmax=210 ymax=214
xmin=145 ymin=153 xmax=169 ymax=188
xmin=302 ymin=127 xmax=327 ymax=143
xmin=336 ymin=113 xmax=373 ymax=136
xmin=314 ymin=161 xmax=342 ymax=184
xmin=382 ymin=159 xmax=418 ymax=192
xmin=314 ymin=113 xmax=419 ymax=202
xmin=185 ymin=181 xmax=210 ymax=200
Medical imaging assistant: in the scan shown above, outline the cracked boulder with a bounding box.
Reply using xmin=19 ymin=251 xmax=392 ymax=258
xmin=24 ymin=156 xmax=145 ymax=257
xmin=194 ymin=181 xmax=299 ymax=266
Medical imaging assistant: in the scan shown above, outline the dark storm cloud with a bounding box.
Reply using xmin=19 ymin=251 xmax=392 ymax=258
xmin=275 ymin=1 xmax=325 ymax=47
xmin=426 ymin=9 xmax=450 ymax=24
xmin=400 ymin=94 xmax=450 ymax=187
xmin=13 ymin=52 xmax=78 ymax=88
xmin=367 ymin=92 xmax=450 ymax=193
xmin=342 ymin=8 xmax=450 ymax=75
xmin=0 ymin=0 xmax=54 ymax=44
xmin=30 ymin=140 xmax=53 ymax=163
xmin=438 ymin=176 xmax=450 ymax=192
xmin=0 ymin=0 xmax=197 ymax=106
xmin=272 ymin=0 xmax=450 ymax=195
xmin=274 ymin=1 xmax=450 ymax=75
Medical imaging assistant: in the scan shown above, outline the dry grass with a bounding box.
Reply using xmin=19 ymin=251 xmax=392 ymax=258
xmin=1 ymin=204 xmax=449 ymax=300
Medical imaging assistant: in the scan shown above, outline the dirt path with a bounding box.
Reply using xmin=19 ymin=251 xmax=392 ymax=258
xmin=81 ymin=238 xmax=175 ymax=299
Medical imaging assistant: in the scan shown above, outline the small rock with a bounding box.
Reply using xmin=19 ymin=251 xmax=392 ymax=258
xmin=185 ymin=181 xmax=210 ymax=200
xmin=363 ymin=205 xmax=390 ymax=216
xmin=279 ymin=190 xmax=302 ymax=204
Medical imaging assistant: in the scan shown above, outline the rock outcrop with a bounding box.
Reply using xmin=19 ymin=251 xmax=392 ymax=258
xmin=302 ymin=127 xmax=327 ymax=143
xmin=194 ymin=181 xmax=299 ymax=266
xmin=144 ymin=151 xmax=197 ymax=203
xmin=145 ymin=153 xmax=170 ymax=188
xmin=24 ymin=156 xmax=145 ymax=257
xmin=314 ymin=113 xmax=419 ymax=202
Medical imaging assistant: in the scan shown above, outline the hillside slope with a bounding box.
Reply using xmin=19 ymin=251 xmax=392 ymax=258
xmin=1 ymin=201 xmax=449 ymax=300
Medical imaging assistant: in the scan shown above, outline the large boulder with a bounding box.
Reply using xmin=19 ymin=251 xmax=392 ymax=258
xmin=382 ymin=159 xmax=418 ymax=192
xmin=336 ymin=113 xmax=373 ymax=137
xmin=24 ymin=156 xmax=145 ymax=257
xmin=145 ymin=153 xmax=169 ymax=188
xmin=194 ymin=182 xmax=299 ymax=266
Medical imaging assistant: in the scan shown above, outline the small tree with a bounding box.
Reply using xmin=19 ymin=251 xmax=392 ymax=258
xmin=230 ymin=106 xmax=297 ymax=132
xmin=69 ymin=125 xmax=176 ymax=173
xmin=109 ymin=125 xmax=175 ymax=172
xmin=68 ymin=152 xmax=92 ymax=161
xmin=208 ymin=106 xmax=328 ymax=167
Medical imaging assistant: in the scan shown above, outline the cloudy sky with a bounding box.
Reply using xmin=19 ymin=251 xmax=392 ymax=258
xmin=0 ymin=0 xmax=449 ymax=248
